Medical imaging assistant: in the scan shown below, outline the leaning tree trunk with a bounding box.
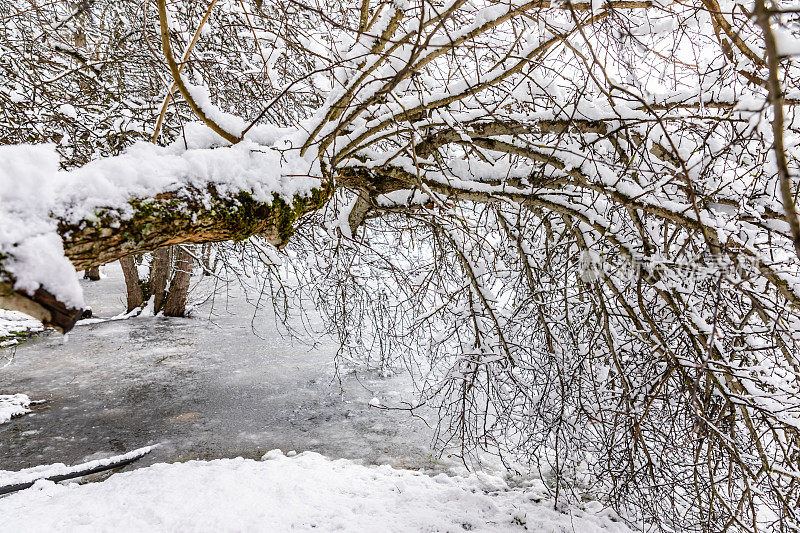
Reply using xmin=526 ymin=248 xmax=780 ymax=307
xmin=119 ymin=255 xmax=145 ymax=312
xmin=0 ymin=170 xmax=330 ymax=332
xmin=163 ymin=246 xmax=193 ymax=317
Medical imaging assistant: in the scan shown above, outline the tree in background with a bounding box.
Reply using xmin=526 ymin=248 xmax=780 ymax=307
xmin=119 ymin=248 xmax=193 ymax=315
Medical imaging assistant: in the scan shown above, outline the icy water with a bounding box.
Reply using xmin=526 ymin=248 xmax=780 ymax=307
xmin=0 ymin=264 xmax=435 ymax=473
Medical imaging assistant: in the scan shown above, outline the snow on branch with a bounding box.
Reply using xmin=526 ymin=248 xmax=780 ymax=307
xmin=0 ymin=132 xmax=326 ymax=331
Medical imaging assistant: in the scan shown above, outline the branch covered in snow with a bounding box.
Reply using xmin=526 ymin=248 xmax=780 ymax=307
xmin=0 ymin=445 xmax=154 ymax=495
xmin=0 ymin=134 xmax=329 ymax=331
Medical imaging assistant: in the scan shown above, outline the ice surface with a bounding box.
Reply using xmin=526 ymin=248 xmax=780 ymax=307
xmin=0 ymin=258 xmax=637 ymax=532
xmin=0 ymin=262 xmax=434 ymax=472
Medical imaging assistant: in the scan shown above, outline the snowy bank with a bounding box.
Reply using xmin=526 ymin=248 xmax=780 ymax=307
xmin=0 ymin=393 xmax=31 ymax=424
xmin=0 ymin=309 xmax=44 ymax=348
xmin=0 ymin=450 xmax=633 ymax=532
xmin=0 ymin=446 xmax=153 ymax=493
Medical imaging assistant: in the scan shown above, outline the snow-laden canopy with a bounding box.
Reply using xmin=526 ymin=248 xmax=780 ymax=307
xmin=1 ymin=0 xmax=800 ymax=530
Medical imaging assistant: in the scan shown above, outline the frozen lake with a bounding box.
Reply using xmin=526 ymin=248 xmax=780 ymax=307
xmin=0 ymin=263 xmax=435 ymax=473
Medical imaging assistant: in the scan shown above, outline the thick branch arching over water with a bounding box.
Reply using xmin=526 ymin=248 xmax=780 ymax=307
xmin=0 ymin=140 xmax=330 ymax=332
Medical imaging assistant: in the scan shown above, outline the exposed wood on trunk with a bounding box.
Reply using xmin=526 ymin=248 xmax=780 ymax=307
xmin=348 ymin=189 xmax=373 ymax=237
xmin=0 ymin=282 xmax=82 ymax=333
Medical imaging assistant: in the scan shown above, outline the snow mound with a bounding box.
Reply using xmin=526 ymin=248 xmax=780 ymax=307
xmin=0 ymin=393 xmax=31 ymax=424
xmin=0 ymin=451 xmax=632 ymax=532
xmin=0 ymin=309 xmax=43 ymax=347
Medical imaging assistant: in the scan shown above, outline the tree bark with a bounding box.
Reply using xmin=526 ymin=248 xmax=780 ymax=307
xmin=61 ymin=186 xmax=330 ymax=271
xmin=150 ymin=247 xmax=172 ymax=313
xmin=164 ymin=246 xmax=193 ymax=317
xmin=119 ymin=255 xmax=144 ymax=312
xmin=201 ymin=244 xmax=212 ymax=276
xmin=83 ymin=266 xmax=101 ymax=281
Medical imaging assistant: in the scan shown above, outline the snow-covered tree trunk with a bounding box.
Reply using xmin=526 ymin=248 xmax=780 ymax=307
xmin=0 ymin=172 xmax=330 ymax=331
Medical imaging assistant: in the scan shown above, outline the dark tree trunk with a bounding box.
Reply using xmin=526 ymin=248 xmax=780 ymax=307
xmin=150 ymin=247 xmax=172 ymax=313
xmin=164 ymin=246 xmax=193 ymax=317
xmin=119 ymin=255 xmax=144 ymax=312
xmin=83 ymin=266 xmax=101 ymax=281
xmin=201 ymin=244 xmax=212 ymax=276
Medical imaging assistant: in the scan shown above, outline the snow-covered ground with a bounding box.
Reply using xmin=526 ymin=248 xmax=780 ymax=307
xmin=0 ymin=394 xmax=31 ymax=425
xmin=0 ymin=310 xmax=43 ymax=348
xmin=0 ymin=449 xmax=631 ymax=532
